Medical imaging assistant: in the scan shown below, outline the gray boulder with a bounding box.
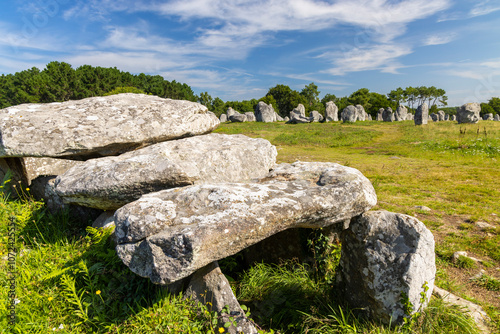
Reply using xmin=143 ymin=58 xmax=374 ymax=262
xmin=229 ymin=114 xmax=247 ymax=122
xmin=244 ymin=112 xmax=256 ymax=122
xmin=325 ymin=101 xmax=339 ymax=122
xmin=55 ymin=133 xmax=277 ymax=210
xmin=341 ymin=105 xmax=357 ymax=123
xmin=255 ymin=101 xmax=276 ymax=123
xmin=185 ymin=262 xmax=258 ymax=334
xmin=355 ymin=105 xmax=366 ymax=121
xmin=0 ymin=94 xmax=219 ymax=159
xmin=382 ymin=107 xmax=395 ymax=122
xmin=338 ymin=211 xmax=435 ymax=325
xmin=451 ymin=115 xmax=457 ymax=121
xmin=310 ymin=110 xmax=324 ymax=122
xmin=414 ymin=104 xmax=429 ymax=125
xmin=457 ymin=103 xmax=481 ymax=124
xmin=283 ymin=116 xmax=290 ymax=122
xmin=430 ymin=113 xmax=439 ymax=122
xmin=444 ymin=114 xmax=450 ymax=121
xmin=226 ymin=107 xmax=237 ymax=119
xmin=495 ymin=114 xmax=500 ymax=121
xmin=115 ymin=161 xmax=377 ymax=284
xmin=395 ymin=106 xmax=408 ymax=121
xmin=483 ymin=113 xmax=494 ymax=121
xmin=219 ymin=114 xmax=228 ymax=122
xmin=288 ymin=104 xmax=312 ymax=123
xmin=275 ymin=112 xmax=284 ymax=122
xmin=438 ymin=110 xmax=445 ymax=121
xmin=377 ymin=108 xmax=384 ymax=121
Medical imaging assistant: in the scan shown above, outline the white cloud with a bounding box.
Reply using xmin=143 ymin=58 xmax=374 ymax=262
xmin=423 ymin=33 xmax=457 ymax=46
xmin=470 ymin=0 xmax=500 ymax=17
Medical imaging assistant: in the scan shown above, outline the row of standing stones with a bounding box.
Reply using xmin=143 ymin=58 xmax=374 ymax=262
xmin=1 ymin=94 xmax=437 ymax=333
xmin=223 ymin=100 xmax=493 ymax=125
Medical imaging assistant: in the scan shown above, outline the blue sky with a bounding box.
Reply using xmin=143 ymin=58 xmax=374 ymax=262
xmin=1 ymin=0 xmax=500 ymax=106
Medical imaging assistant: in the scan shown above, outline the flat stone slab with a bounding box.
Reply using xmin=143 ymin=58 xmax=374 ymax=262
xmin=54 ymin=133 xmax=277 ymax=210
xmin=114 ymin=161 xmax=377 ymax=284
xmin=0 ymin=93 xmax=219 ymax=159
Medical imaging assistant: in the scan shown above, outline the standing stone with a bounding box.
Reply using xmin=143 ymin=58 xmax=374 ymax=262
xmin=275 ymin=112 xmax=284 ymax=122
xmin=457 ymin=103 xmax=481 ymax=124
xmin=245 ymin=112 xmax=256 ymax=122
xmin=483 ymin=113 xmax=494 ymax=121
xmin=341 ymin=105 xmax=357 ymax=123
xmin=255 ymin=101 xmax=277 ymax=123
xmin=395 ymin=106 xmax=408 ymax=121
xmin=115 ymin=161 xmax=377 ymax=284
xmin=288 ymin=104 xmax=312 ymax=123
xmin=430 ymin=113 xmax=439 ymax=122
xmin=338 ymin=211 xmax=435 ymax=325
xmin=382 ymin=107 xmax=395 ymax=122
xmin=229 ymin=114 xmax=247 ymax=122
xmin=310 ymin=110 xmax=324 ymax=122
xmin=407 ymin=113 xmax=414 ymax=121
xmin=437 ymin=110 xmax=445 ymax=121
xmin=55 ymin=134 xmax=277 ymax=210
xmin=283 ymin=116 xmax=290 ymax=122
xmin=226 ymin=107 xmax=237 ymax=119
xmin=219 ymin=114 xmax=228 ymax=122
xmin=355 ymin=105 xmax=366 ymax=121
xmin=377 ymin=108 xmax=384 ymax=121
xmin=414 ymin=104 xmax=429 ymax=125
xmin=494 ymin=114 xmax=500 ymax=121
xmin=0 ymin=94 xmax=219 ymax=159
xmin=444 ymin=114 xmax=450 ymax=121
xmin=451 ymin=115 xmax=457 ymax=121
xmin=325 ymin=101 xmax=339 ymax=122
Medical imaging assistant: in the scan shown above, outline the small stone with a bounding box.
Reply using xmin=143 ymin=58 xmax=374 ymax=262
xmin=475 ymin=221 xmax=494 ymax=230
xmin=415 ymin=205 xmax=432 ymax=212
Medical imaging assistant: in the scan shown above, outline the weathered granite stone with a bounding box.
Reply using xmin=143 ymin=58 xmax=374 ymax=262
xmin=229 ymin=114 xmax=247 ymax=122
xmin=444 ymin=113 xmax=450 ymax=121
xmin=220 ymin=114 xmax=228 ymax=122
xmin=255 ymin=101 xmax=276 ymax=123
xmin=283 ymin=116 xmax=290 ymax=122
xmin=244 ymin=112 xmax=256 ymax=122
xmin=451 ymin=115 xmax=457 ymax=121
xmin=338 ymin=211 xmax=435 ymax=325
xmin=406 ymin=113 xmax=414 ymax=121
xmin=55 ymin=133 xmax=277 ymax=210
xmin=437 ymin=110 xmax=445 ymax=121
xmin=0 ymin=94 xmax=219 ymax=159
xmin=430 ymin=113 xmax=439 ymax=122
xmin=115 ymin=161 xmax=377 ymax=284
xmin=414 ymin=104 xmax=429 ymax=125
xmin=185 ymin=262 xmax=258 ymax=334
xmin=226 ymin=107 xmax=237 ymax=119
xmin=457 ymin=103 xmax=481 ymax=124
xmin=483 ymin=113 xmax=494 ymax=121
xmin=310 ymin=110 xmax=324 ymax=122
xmin=288 ymin=104 xmax=312 ymax=123
xmin=495 ymin=114 xmax=500 ymax=121
xmin=341 ymin=105 xmax=357 ymax=123
xmin=275 ymin=112 xmax=284 ymax=122
xmin=382 ymin=107 xmax=394 ymax=122
xmin=377 ymin=108 xmax=384 ymax=121
xmin=291 ymin=104 xmax=306 ymax=118
xmin=395 ymin=106 xmax=408 ymax=121
xmin=325 ymin=101 xmax=338 ymax=122
xmin=355 ymin=105 xmax=366 ymax=121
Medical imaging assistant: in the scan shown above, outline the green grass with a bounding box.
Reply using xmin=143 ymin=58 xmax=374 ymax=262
xmin=3 ymin=120 xmax=500 ymax=333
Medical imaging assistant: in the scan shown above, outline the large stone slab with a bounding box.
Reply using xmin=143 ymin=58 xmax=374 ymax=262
xmin=338 ymin=210 xmax=436 ymax=325
xmin=55 ymin=133 xmax=277 ymax=210
xmin=114 ymin=161 xmax=377 ymax=284
xmin=414 ymin=104 xmax=429 ymax=125
xmin=325 ymin=101 xmax=338 ymax=122
xmin=457 ymin=103 xmax=481 ymax=124
xmin=0 ymin=93 xmax=219 ymax=159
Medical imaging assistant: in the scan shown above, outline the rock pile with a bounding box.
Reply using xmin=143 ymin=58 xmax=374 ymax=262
xmin=0 ymin=93 xmax=437 ymax=330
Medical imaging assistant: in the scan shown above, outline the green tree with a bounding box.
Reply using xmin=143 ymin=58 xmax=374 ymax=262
xmin=104 ymin=87 xmax=146 ymax=96
xmin=42 ymin=61 xmax=81 ymax=101
xmin=321 ymin=93 xmax=337 ymax=105
xmin=197 ymin=92 xmax=213 ymax=108
xmin=387 ymin=87 xmax=406 ymax=106
xmin=300 ymin=82 xmax=320 ymax=108
xmin=488 ymin=97 xmax=500 ymax=114
xmin=348 ymin=88 xmax=371 ymax=111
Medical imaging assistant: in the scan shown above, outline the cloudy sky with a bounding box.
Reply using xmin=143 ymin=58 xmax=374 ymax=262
xmin=1 ymin=0 xmax=500 ymax=106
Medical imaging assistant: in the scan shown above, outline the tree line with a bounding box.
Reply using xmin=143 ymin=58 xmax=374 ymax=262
xmin=0 ymin=61 xmax=197 ymax=109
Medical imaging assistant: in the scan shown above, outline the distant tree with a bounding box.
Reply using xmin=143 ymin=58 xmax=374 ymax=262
xmin=42 ymin=61 xmax=81 ymax=101
xmin=369 ymin=92 xmax=394 ymax=117
xmin=104 ymin=87 xmax=146 ymax=96
xmin=258 ymin=95 xmax=278 ymax=110
xmin=300 ymin=82 xmax=320 ymax=108
xmin=198 ymin=92 xmax=213 ymax=108
xmin=348 ymin=88 xmax=371 ymax=111
xmin=481 ymin=103 xmax=495 ymax=116
xmin=387 ymin=87 xmax=406 ymax=106
xmin=321 ymin=93 xmax=337 ymax=106
xmin=488 ymin=97 xmax=500 ymax=114
xmin=429 ymin=104 xmax=438 ymax=114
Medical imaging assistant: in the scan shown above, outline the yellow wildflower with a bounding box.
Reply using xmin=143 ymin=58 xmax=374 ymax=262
xmin=218 ymin=328 xmax=225 ymax=333
xmin=48 ymin=297 xmax=53 ymax=301
xmin=96 ymin=290 xmax=101 ymax=295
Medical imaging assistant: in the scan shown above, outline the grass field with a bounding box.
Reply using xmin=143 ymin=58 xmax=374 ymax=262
xmin=1 ymin=120 xmax=499 ymax=333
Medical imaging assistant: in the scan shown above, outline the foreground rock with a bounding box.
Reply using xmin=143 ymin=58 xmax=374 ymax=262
xmin=457 ymin=103 xmax=481 ymax=124
xmin=0 ymin=94 xmax=219 ymax=159
xmin=414 ymin=104 xmax=429 ymax=125
xmin=185 ymin=262 xmax=258 ymax=334
xmin=55 ymin=134 xmax=277 ymax=210
xmin=338 ymin=211 xmax=435 ymax=325
xmin=115 ymin=161 xmax=377 ymax=284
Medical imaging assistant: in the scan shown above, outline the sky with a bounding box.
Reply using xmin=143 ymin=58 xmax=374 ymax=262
xmin=1 ymin=0 xmax=500 ymax=106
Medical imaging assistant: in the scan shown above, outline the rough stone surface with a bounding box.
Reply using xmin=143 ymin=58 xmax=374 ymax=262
xmin=433 ymin=287 xmax=491 ymax=333
xmin=430 ymin=113 xmax=439 ymax=122
xmin=244 ymin=112 xmax=256 ymax=122
xmin=0 ymin=94 xmax=220 ymax=159
xmin=338 ymin=210 xmax=436 ymax=325
xmin=219 ymin=114 xmax=228 ymax=122
xmin=92 ymin=211 xmax=116 ymax=230
xmin=288 ymin=104 xmax=312 ymax=123
xmin=395 ymin=106 xmax=408 ymax=121
xmin=377 ymin=108 xmax=384 ymax=121
xmin=309 ymin=110 xmax=324 ymax=122
xmin=483 ymin=113 xmax=494 ymax=121
xmin=325 ymin=101 xmax=338 ymax=122
xmin=255 ymin=101 xmax=276 ymax=123
xmin=341 ymin=105 xmax=357 ymax=123
xmin=495 ymin=114 xmax=500 ymax=121
xmin=382 ymin=107 xmax=395 ymax=122
xmin=55 ymin=133 xmax=277 ymax=210
xmin=115 ymin=161 xmax=377 ymax=284
xmin=226 ymin=107 xmax=237 ymax=119
xmin=457 ymin=103 xmax=481 ymax=124
xmin=0 ymin=158 xmax=30 ymax=191
xmin=185 ymin=262 xmax=258 ymax=334
xmin=438 ymin=110 xmax=446 ymax=121
xmin=414 ymin=104 xmax=429 ymax=125
xmin=229 ymin=114 xmax=247 ymax=122
xmin=451 ymin=115 xmax=457 ymax=121
xmin=355 ymin=105 xmax=366 ymax=121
